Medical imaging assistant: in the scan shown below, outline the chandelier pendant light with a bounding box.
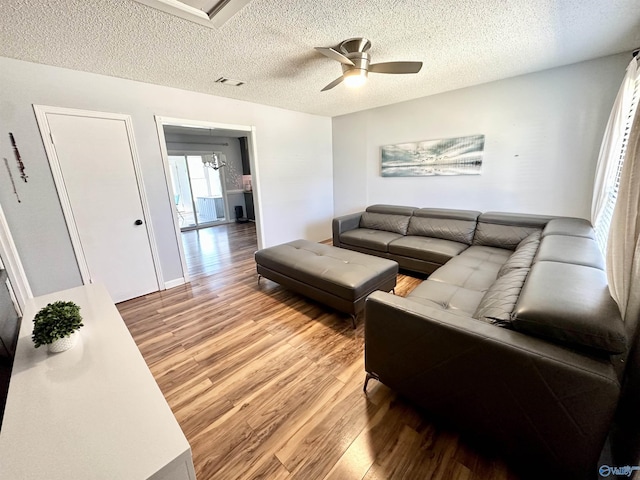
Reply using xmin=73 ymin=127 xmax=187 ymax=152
xmin=202 ymin=129 xmax=227 ymax=170
xmin=202 ymin=152 xmax=226 ymax=170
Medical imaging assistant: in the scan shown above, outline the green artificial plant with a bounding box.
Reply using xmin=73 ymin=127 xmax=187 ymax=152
xmin=31 ymin=301 xmax=84 ymax=348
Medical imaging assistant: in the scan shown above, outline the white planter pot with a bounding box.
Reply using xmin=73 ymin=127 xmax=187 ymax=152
xmin=48 ymin=332 xmax=79 ymax=353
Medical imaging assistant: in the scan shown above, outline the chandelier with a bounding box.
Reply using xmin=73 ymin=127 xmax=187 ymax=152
xmin=202 ymin=128 xmax=227 ymax=170
xmin=202 ymin=152 xmax=226 ymax=170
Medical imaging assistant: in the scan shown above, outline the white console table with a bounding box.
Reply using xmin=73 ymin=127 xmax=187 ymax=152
xmin=0 ymin=284 xmax=196 ymax=480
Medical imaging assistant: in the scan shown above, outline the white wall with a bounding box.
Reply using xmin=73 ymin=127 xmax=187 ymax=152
xmin=333 ymin=53 xmax=630 ymax=219
xmin=0 ymin=57 xmax=333 ymax=296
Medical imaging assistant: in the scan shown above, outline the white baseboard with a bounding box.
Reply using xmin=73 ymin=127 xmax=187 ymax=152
xmin=164 ymin=278 xmax=186 ymax=289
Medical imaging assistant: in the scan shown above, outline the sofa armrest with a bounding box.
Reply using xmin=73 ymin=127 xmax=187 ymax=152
xmin=332 ymin=212 xmax=363 ymax=246
xmin=364 ymin=291 xmax=620 ymax=478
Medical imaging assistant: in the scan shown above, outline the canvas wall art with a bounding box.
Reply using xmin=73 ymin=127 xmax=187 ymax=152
xmin=381 ymin=134 xmax=485 ymax=177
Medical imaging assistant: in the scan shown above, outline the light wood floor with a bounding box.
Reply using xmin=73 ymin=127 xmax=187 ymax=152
xmin=117 ymin=223 xmax=519 ymax=480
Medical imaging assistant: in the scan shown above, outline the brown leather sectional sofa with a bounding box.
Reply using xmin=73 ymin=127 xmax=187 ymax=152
xmin=333 ymin=205 xmax=632 ymax=479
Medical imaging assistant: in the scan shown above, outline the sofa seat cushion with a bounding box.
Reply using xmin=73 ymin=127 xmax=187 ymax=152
xmin=407 ymin=279 xmax=485 ymax=316
xmin=513 ymin=261 xmax=626 ymax=354
xmin=456 ymin=245 xmax=512 ymax=265
xmin=428 ymin=258 xmax=500 ymax=292
xmin=423 ymin=246 xmax=510 ymax=292
xmin=340 ymin=228 xmax=403 ymax=253
xmin=388 ymin=236 xmax=468 ymax=264
xmin=473 ymin=268 xmax=530 ymax=326
xmin=534 ymin=235 xmax=604 ymax=270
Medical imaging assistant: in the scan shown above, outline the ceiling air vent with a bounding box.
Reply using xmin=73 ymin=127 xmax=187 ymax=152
xmin=215 ymin=77 xmax=245 ymax=87
xmin=133 ymin=0 xmax=251 ymax=28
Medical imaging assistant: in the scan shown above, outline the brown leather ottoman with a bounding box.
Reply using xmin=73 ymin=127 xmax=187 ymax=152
xmin=255 ymin=239 xmax=398 ymax=326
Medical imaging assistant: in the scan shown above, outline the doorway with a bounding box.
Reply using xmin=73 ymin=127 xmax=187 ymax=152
xmin=155 ymin=117 xmax=262 ymax=281
xmin=169 ymin=154 xmax=227 ymax=230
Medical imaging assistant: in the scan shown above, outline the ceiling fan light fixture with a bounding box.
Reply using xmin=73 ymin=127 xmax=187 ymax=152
xmin=315 ymin=38 xmax=422 ymax=92
xmin=343 ymin=69 xmax=368 ymax=88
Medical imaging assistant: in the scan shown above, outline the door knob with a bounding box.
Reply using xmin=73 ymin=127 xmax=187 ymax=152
xmin=134 ymin=219 xmax=143 ymax=226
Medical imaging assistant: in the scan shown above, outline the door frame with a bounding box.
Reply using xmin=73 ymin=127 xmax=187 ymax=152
xmin=0 ymin=202 xmax=32 ymax=313
xmin=33 ymin=105 xmax=164 ymax=291
xmin=155 ymin=116 xmax=264 ymax=282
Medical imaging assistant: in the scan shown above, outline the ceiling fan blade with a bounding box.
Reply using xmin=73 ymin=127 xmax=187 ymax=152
xmin=321 ymin=76 xmax=344 ymax=92
xmin=314 ymin=47 xmax=355 ymax=66
xmin=369 ymin=61 xmax=423 ymax=74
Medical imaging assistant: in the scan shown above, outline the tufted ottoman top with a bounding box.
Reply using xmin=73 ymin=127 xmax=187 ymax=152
xmin=255 ymin=239 xmax=398 ymax=302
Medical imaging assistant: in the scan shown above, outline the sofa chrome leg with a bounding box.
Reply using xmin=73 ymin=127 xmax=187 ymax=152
xmin=257 ymin=274 xmax=262 ymax=285
xmin=350 ymin=313 xmax=357 ymax=329
xmin=363 ymin=372 xmax=379 ymax=393
xmin=392 ymin=288 xmax=396 ymax=294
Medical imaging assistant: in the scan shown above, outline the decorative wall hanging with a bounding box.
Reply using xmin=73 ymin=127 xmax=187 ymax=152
xmin=381 ymin=134 xmax=485 ymax=177
xmin=9 ymin=133 xmax=28 ymax=182
xmin=3 ymin=157 xmax=21 ymax=203
xmin=224 ymin=159 xmax=242 ymax=190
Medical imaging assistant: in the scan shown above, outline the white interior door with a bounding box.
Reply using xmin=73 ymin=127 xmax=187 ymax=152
xmin=36 ymin=108 xmax=160 ymax=303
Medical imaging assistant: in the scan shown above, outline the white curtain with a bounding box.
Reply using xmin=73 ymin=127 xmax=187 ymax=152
xmin=607 ymin=98 xmax=640 ymax=325
xmin=607 ymin=69 xmax=640 ymax=473
xmin=592 ymin=58 xmax=639 ymax=243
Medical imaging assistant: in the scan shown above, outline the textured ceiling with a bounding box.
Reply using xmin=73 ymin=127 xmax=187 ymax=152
xmin=1 ymin=0 xmax=639 ymax=117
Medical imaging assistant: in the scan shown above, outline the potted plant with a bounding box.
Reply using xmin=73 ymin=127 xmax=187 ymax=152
xmin=32 ymin=301 xmax=84 ymax=353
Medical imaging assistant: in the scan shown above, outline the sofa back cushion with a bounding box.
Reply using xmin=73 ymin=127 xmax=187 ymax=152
xmin=358 ymin=205 xmax=415 ymax=235
xmin=473 ymin=212 xmax=552 ymax=250
xmin=473 ymin=268 xmax=530 ymax=326
xmin=360 ymin=212 xmax=411 ymax=235
xmin=498 ymin=231 xmax=541 ymax=277
xmin=407 ymin=208 xmax=480 ymax=245
xmin=513 ymin=261 xmax=626 ymax=354
xmin=542 ymin=217 xmax=595 ymax=239
xmin=366 ymin=204 xmax=416 ymax=216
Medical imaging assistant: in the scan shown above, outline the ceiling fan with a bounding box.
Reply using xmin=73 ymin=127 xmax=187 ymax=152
xmin=315 ymin=37 xmax=422 ymax=92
